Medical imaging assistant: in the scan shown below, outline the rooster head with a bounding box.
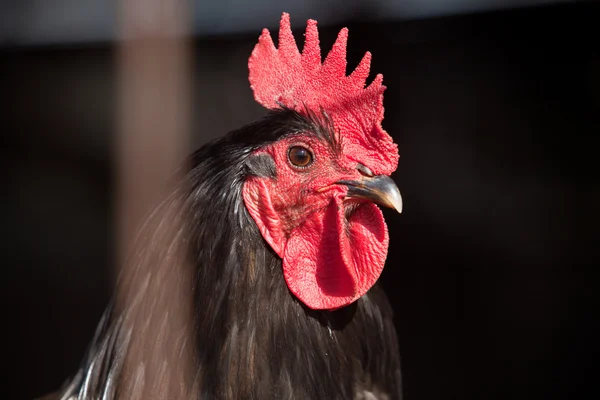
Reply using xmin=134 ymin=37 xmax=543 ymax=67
xmin=242 ymin=13 xmax=401 ymax=310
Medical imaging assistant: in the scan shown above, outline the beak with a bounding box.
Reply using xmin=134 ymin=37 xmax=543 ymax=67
xmin=337 ymin=175 xmax=403 ymax=214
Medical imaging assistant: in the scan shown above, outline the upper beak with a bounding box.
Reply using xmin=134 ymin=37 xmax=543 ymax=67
xmin=337 ymin=175 xmax=403 ymax=214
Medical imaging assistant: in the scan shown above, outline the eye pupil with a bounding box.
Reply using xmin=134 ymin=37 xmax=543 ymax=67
xmin=288 ymin=146 xmax=313 ymax=168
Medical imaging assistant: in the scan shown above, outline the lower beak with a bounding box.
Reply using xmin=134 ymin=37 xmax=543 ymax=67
xmin=337 ymin=175 xmax=403 ymax=214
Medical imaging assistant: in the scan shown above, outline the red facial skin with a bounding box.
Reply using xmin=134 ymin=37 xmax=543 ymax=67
xmin=243 ymin=133 xmax=389 ymax=310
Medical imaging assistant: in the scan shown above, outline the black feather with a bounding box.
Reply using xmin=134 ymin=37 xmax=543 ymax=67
xmin=57 ymin=107 xmax=402 ymax=400
xmin=245 ymin=153 xmax=277 ymax=179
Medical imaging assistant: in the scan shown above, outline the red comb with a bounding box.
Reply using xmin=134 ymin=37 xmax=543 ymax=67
xmin=248 ymin=13 xmax=399 ymax=175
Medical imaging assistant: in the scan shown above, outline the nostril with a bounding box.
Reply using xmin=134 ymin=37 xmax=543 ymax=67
xmin=356 ymin=163 xmax=374 ymax=177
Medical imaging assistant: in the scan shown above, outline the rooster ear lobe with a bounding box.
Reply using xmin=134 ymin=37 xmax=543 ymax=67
xmin=245 ymin=153 xmax=277 ymax=178
xmin=242 ymin=175 xmax=285 ymax=257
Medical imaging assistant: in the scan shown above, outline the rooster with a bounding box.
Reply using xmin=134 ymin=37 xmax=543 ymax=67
xmin=47 ymin=13 xmax=403 ymax=400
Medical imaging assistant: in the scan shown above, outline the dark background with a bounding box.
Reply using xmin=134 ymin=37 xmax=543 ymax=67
xmin=1 ymin=2 xmax=598 ymax=399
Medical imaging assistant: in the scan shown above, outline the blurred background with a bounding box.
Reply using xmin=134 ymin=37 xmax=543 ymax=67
xmin=1 ymin=0 xmax=598 ymax=399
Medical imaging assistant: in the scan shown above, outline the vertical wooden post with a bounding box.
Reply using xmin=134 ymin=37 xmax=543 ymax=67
xmin=115 ymin=1 xmax=195 ymax=398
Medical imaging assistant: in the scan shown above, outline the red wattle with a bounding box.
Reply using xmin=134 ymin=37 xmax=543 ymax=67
xmin=283 ymin=196 xmax=389 ymax=310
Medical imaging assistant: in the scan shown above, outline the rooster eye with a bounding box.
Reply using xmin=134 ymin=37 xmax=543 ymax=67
xmin=288 ymin=146 xmax=313 ymax=169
